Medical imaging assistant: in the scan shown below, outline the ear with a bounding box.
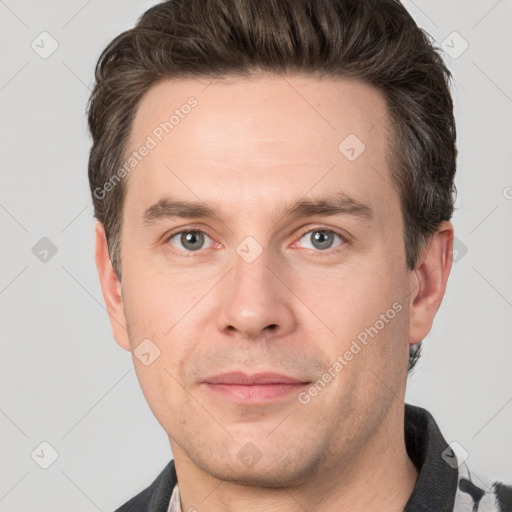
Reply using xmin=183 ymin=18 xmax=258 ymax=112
xmin=408 ymin=221 xmax=454 ymax=346
xmin=94 ymin=221 xmax=131 ymax=351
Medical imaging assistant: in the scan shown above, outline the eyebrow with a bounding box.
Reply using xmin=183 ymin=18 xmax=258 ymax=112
xmin=141 ymin=193 xmax=373 ymax=226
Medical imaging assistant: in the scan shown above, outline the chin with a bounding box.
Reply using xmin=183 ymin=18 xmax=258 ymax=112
xmin=191 ymin=449 xmax=321 ymax=488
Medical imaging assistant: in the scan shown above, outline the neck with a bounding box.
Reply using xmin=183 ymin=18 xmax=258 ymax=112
xmin=172 ymin=403 xmax=418 ymax=512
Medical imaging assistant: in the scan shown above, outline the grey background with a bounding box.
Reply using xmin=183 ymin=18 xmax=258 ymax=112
xmin=0 ymin=1 xmax=511 ymax=510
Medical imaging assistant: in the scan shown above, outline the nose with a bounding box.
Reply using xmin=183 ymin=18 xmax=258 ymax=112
xmin=215 ymin=245 xmax=297 ymax=341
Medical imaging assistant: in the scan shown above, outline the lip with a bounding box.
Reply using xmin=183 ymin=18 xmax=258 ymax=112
xmin=201 ymin=372 xmax=310 ymax=403
xmin=203 ymin=371 xmax=308 ymax=385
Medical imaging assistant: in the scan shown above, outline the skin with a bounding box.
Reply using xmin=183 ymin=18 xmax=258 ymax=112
xmin=95 ymin=74 xmax=453 ymax=511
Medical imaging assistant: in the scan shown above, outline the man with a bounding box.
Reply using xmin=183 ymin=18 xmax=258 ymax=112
xmin=88 ymin=0 xmax=511 ymax=510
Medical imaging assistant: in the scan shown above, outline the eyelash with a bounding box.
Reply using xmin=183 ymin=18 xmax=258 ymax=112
xmin=164 ymin=225 xmax=348 ymax=257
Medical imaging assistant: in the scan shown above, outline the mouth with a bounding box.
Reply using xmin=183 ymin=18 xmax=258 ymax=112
xmin=201 ymin=372 xmax=311 ymax=403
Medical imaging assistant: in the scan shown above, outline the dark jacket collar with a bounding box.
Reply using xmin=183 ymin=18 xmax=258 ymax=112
xmin=403 ymin=403 xmax=458 ymax=511
xmin=114 ymin=459 xmax=177 ymax=512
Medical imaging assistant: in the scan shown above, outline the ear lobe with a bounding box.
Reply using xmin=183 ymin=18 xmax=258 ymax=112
xmin=408 ymin=221 xmax=454 ymax=346
xmin=94 ymin=221 xmax=131 ymax=351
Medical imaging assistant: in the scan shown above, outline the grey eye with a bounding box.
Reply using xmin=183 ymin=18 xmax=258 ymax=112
xmin=168 ymin=230 xmax=212 ymax=251
xmin=299 ymin=230 xmax=343 ymax=250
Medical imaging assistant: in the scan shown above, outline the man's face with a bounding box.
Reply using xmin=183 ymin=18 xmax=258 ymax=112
xmin=113 ymin=75 xmax=414 ymax=484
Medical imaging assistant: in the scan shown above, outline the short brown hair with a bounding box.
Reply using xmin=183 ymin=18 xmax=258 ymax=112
xmin=87 ymin=0 xmax=457 ymax=372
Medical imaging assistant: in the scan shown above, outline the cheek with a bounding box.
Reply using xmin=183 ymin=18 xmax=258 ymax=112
xmin=293 ymin=261 xmax=401 ymax=333
xmin=122 ymin=271 xmax=195 ymax=424
xmin=121 ymin=258 xmax=201 ymax=339
xmin=295 ymin=256 xmax=410 ymax=391
xmin=121 ymin=263 xmax=205 ymax=384
xmin=131 ymin=354 xmax=189 ymax=434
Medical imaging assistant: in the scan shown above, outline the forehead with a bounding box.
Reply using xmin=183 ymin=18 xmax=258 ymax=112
xmin=124 ymin=74 xmax=397 ymax=223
